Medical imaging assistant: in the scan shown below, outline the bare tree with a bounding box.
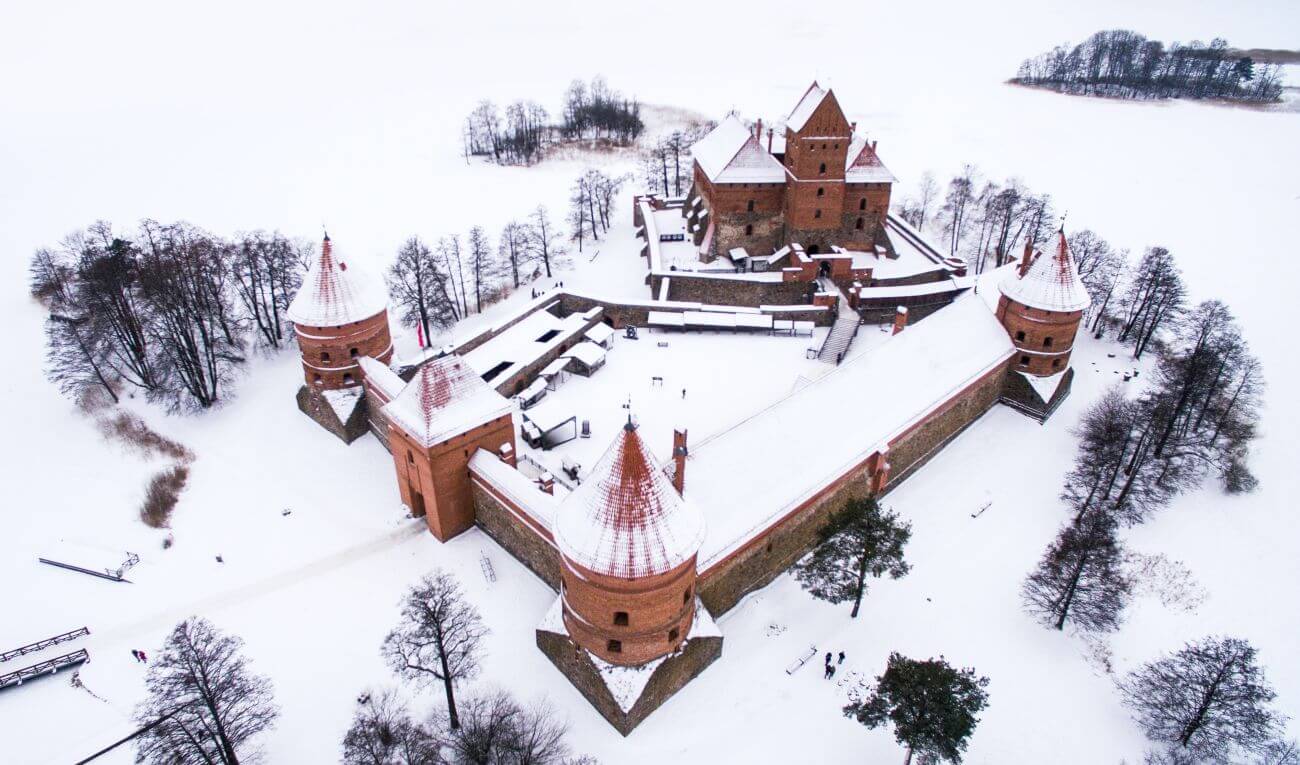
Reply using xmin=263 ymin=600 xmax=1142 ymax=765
xmin=73 ymin=223 xmax=161 ymax=393
xmin=1119 ymin=246 xmax=1186 ymax=359
xmin=466 ymin=227 xmax=494 ymax=314
xmin=436 ymin=235 xmax=469 ymax=318
xmin=45 ymin=312 xmax=119 ymax=403
xmin=230 ymin=231 xmax=302 ymax=349
xmin=29 ymin=246 xmax=75 ymax=307
xmin=382 ymin=571 xmax=488 ymax=731
xmin=1118 ymin=636 xmax=1285 ymax=762
xmin=433 ymin=691 xmax=574 ymax=765
xmin=388 ymin=236 xmax=460 ymax=343
xmin=498 ymin=222 xmax=531 ymax=289
xmin=528 ymin=206 xmax=562 ymax=279
xmin=342 ymin=688 xmax=441 ymax=765
xmin=1021 ymin=512 xmax=1130 ymax=633
xmin=134 ymin=618 xmax=279 ymax=765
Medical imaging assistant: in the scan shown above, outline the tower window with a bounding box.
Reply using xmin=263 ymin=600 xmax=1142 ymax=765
xmin=613 ymin=611 xmax=629 ymax=626
xmin=313 ymin=374 xmax=322 ymax=384
xmin=320 ymin=351 xmax=330 ymax=362
xmin=745 ymin=224 xmax=753 ymax=236
xmin=855 ymin=218 xmax=864 ymax=230
xmin=814 ymin=209 xmax=822 ymax=219
xmin=1015 ymin=330 xmax=1025 ymax=341
xmin=350 ymin=347 xmax=359 ymax=358
xmin=408 ymin=451 xmax=416 ymax=464
xmin=668 ymin=628 xmax=680 ymax=642
xmin=1052 ymin=358 xmax=1063 ymax=369
xmin=343 ymin=373 xmax=354 ymax=385
xmin=1043 ymin=337 xmax=1054 ymax=348
xmin=1019 ymin=355 xmax=1030 ymax=366
xmin=607 ymin=639 xmax=622 ymax=653
xmin=746 ymin=199 xmax=755 ymax=212
xmin=816 ymin=187 xmax=825 ymax=197
xmin=859 ymin=198 xmax=867 ymax=210
xmin=818 ymin=162 xmax=827 ymax=175
xmin=683 ymin=587 xmax=692 ymax=604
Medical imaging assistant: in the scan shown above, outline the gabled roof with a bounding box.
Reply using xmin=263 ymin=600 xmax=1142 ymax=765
xmin=382 ymin=355 xmax=512 ymax=448
xmin=844 ymin=135 xmax=897 ymax=183
xmin=786 ymin=82 xmax=829 ymax=132
xmin=286 ymin=235 xmax=388 ymax=327
xmin=691 ymin=115 xmax=786 ymax=184
xmin=999 ymin=230 xmax=1092 ymax=313
xmin=555 ymin=421 xmax=706 ymax=579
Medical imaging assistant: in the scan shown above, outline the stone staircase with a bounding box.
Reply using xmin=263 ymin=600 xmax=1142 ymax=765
xmin=816 ymin=281 xmax=860 ymax=364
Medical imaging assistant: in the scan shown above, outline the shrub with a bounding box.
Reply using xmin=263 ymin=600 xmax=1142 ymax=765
xmin=140 ymin=465 xmax=190 ymax=528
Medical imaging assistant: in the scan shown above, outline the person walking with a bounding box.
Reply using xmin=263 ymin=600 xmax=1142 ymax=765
xmin=130 ymin=649 xmax=141 ymax=662
xmin=138 ymin=650 xmax=147 ymax=663
xmin=838 ymin=651 xmax=846 ymax=665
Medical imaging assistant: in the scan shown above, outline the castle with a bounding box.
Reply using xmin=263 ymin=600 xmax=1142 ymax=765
xmin=286 ymin=84 xmax=1091 ymax=734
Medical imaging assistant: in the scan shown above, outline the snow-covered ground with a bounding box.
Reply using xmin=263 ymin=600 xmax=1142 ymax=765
xmin=3 ymin=1 xmax=1299 ymax=762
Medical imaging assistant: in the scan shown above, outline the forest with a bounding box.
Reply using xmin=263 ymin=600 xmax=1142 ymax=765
xmin=1013 ymin=30 xmax=1285 ymax=103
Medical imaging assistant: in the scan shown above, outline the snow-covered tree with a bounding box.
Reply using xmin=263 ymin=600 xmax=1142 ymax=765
xmin=793 ymin=497 xmax=911 ymax=618
xmin=844 ymin=653 xmax=990 ymax=765
xmin=1118 ymin=636 xmax=1285 ymax=762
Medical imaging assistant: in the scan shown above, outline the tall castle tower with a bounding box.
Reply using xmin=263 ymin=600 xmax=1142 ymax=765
xmin=382 ymin=355 xmax=515 ymax=540
xmin=286 ymin=234 xmax=393 ymax=389
xmin=996 ymin=229 xmax=1091 ymax=377
xmin=781 ymin=82 xmax=851 ymax=251
xmin=554 ymin=420 xmax=706 ymax=666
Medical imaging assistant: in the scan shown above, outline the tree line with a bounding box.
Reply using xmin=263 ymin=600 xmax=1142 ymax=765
xmin=1013 ymin=29 xmax=1285 ymax=103
xmin=637 ymin=123 xmax=713 ymax=199
xmin=31 ymin=220 xmax=306 ymax=412
xmin=464 ymin=76 xmax=644 ymax=166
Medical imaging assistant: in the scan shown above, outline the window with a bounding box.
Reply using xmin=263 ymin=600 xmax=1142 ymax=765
xmin=816 ymin=187 xmax=825 ymax=197
xmin=668 ymin=628 xmax=680 ymax=642
xmin=859 ymin=198 xmax=867 ymax=210
xmin=349 ymin=347 xmax=358 ymax=358
xmin=855 ymin=218 xmax=864 ymax=230
xmin=821 ymin=143 xmax=827 ymax=149
xmin=343 ymin=373 xmax=354 ymax=385
xmin=408 ymin=451 xmax=416 ymax=464
xmin=1043 ymin=337 xmax=1054 ymax=348
xmin=683 ymin=587 xmax=692 ymax=604
xmin=1015 ymin=330 xmax=1025 ymax=341
xmin=818 ymin=162 xmax=827 ymax=175
xmin=320 ymin=351 xmax=330 ymax=362
xmin=607 ymin=639 xmax=622 ymax=654
xmin=1052 ymin=358 xmax=1063 ymax=369
xmin=745 ymin=224 xmax=753 ymax=236
xmin=613 ymin=611 xmax=629 ymax=626
xmin=1019 ymin=355 xmax=1030 ymax=366
xmin=814 ymin=209 xmax=822 ymax=219
xmin=746 ymin=199 xmax=755 ymax=212
xmin=313 ymin=373 xmax=322 ymax=384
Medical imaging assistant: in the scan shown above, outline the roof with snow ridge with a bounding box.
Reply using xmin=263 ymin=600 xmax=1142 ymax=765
xmin=286 ymin=235 xmax=388 ymax=327
xmin=691 ymin=115 xmax=787 ymax=184
xmin=786 ymin=82 xmax=830 ymax=133
xmin=382 ymin=355 xmax=512 ymax=448
xmin=555 ymin=421 xmax=706 ymax=579
xmin=844 ymin=135 xmax=897 ymax=183
xmin=999 ymin=230 xmax=1092 ymax=313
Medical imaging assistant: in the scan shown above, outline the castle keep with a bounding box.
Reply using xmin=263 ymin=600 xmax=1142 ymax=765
xmin=286 ymin=83 xmax=1092 ymax=735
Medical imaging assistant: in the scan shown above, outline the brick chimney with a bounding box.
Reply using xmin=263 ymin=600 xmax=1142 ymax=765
xmin=1018 ymin=239 xmax=1034 ymax=277
xmin=892 ymin=306 xmax=909 ymax=335
xmin=755 ymin=118 xmax=762 ymax=140
xmin=870 ymin=139 xmax=878 ymax=153
xmin=538 ymin=472 xmax=554 ymax=495
xmin=498 ymin=441 xmax=516 ymax=468
xmin=850 ymin=121 xmax=857 ymax=134
xmin=671 ymin=429 xmax=688 ymax=495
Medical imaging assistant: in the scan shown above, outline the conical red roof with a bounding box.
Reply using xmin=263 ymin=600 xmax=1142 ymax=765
xmin=556 ymin=422 xmax=705 ymax=579
xmin=287 ymin=235 xmax=388 ymax=326
xmin=999 ymin=229 xmax=1091 ymax=312
xmin=381 ymin=355 xmax=511 ymax=448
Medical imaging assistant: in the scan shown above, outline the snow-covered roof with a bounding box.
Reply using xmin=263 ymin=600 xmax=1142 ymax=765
xmin=286 ymin=235 xmax=388 ymax=327
xmin=844 ymin=136 xmax=897 ymax=183
xmin=999 ymin=230 xmax=1091 ymax=313
xmin=564 ymin=341 xmax=606 ymax=367
xmin=584 ymin=323 xmax=614 ymax=345
xmin=691 ymin=115 xmax=786 ymax=184
xmin=686 ymin=295 xmax=1015 ymax=570
xmin=786 ymin=82 xmax=829 ymax=133
xmin=381 ymin=355 xmax=512 ymax=448
xmin=555 ymin=421 xmax=705 ymax=579
xmin=357 ymin=355 xmax=405 ymax=400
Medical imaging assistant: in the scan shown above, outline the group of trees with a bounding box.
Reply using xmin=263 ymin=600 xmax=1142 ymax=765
xmin=568 ymin=169 xmax=627 ymax=253
xmin=638 ymin=124 xmax=712 ymax=198
xmin=898 ymin=167 xmax=1064 ymax=277
xmin=386 ymin=206 xmax=566 ymax=343
xmin=464 ymin=77 xmax=644 ymax=166
xmin=345 ymin=570 xmax=587 ymax=764
xmin=32 ymin=221 xmax=305 ymax=411
xmin=1014 ymin=30 xmax=1285 ymax=103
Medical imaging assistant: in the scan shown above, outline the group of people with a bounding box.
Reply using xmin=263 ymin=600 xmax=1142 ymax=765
xmin=824 ymin=650 xmax=845 ymax=679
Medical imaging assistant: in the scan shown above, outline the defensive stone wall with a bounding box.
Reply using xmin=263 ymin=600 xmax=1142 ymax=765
xmin=470 ymin=480 xmax=561 ymax=589
xmin=656 ymin=274 xmax=815 ymax=308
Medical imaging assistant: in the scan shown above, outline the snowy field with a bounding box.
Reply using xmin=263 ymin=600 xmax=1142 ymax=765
xmin=3 ymin=1 xmax=1300 ymax=762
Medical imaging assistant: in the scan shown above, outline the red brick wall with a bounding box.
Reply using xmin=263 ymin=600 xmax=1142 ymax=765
xmin=389 ymin=414 xmax=516 ymax=541
xmin=995 ymin=296 xmax=1083 ymax=376
xmin=294 ymin=310 xmax=393 ymax=390
xmin=561 ymin=556 xmax=698 ymax=666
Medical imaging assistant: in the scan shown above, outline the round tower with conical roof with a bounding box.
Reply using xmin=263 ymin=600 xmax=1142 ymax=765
xmin=555 ymin=420 xmax=706 ymax=666
xmin=996 ymin=229 xmax=1091 ymax=377
xmin=286 ymin=234 xmax=393 ymax=390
